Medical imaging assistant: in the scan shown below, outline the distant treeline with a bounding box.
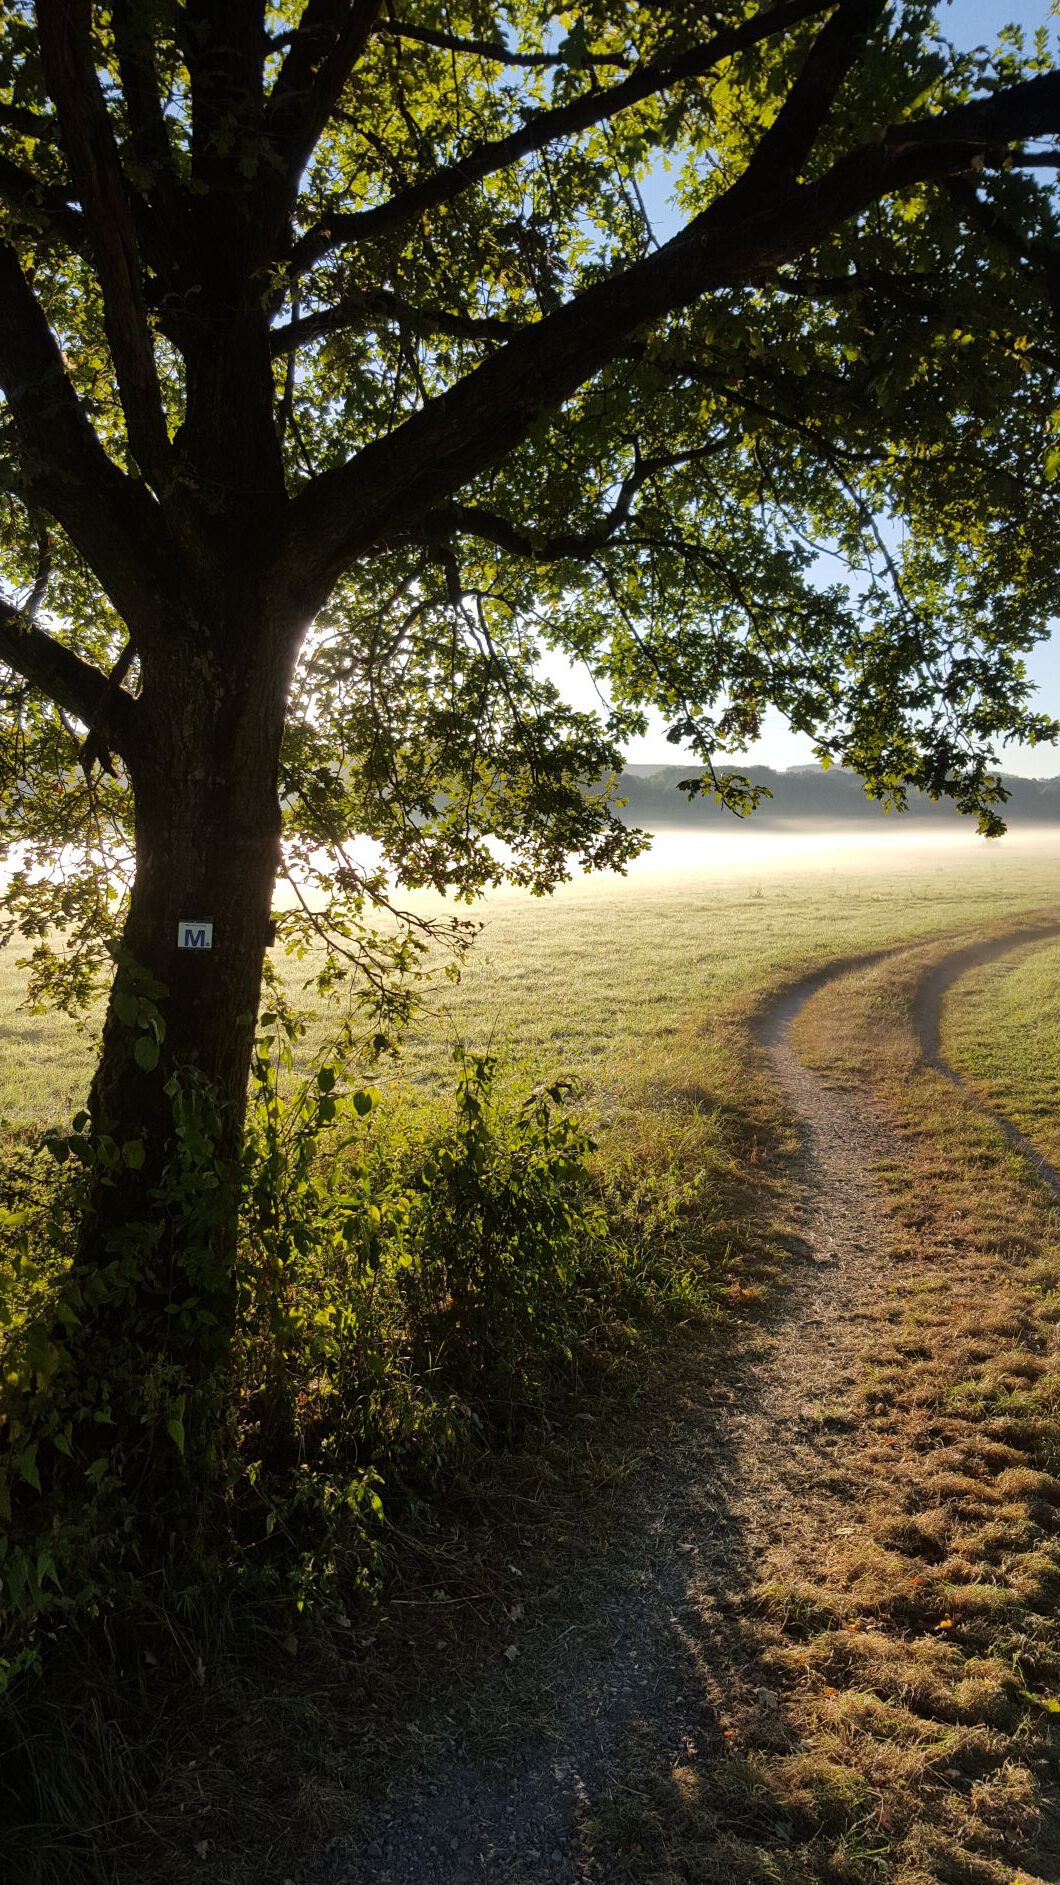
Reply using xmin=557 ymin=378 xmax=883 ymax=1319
xmin=616 ymin=764 xmax=1060 ymax=826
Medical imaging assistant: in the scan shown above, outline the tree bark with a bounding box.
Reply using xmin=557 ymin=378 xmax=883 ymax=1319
xmin=75 ymin=618 xmax=297 ymax=1379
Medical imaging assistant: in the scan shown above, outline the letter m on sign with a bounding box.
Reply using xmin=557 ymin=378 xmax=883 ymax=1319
xmin=176 ymin=921 xmax=213 ymax=950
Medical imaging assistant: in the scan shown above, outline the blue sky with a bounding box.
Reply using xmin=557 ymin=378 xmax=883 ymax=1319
xmin=558 ymin=0 xmax=1060 ymax=777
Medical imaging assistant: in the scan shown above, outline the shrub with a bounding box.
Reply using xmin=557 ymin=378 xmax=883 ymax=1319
xmin=399 ymin=1053 xmax=612 ymax=1415
xmin=0 ymin=1024 xmax=721 ymax=1878
xmin=0 ymin=1027 xmax=656 ymax=1675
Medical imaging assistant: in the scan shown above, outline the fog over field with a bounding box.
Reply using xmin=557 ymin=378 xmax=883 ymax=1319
xmin=575 ymin=818 xmax=1060 ymax=882
xmin=284 ymin=802 xmax=1060 ymax=910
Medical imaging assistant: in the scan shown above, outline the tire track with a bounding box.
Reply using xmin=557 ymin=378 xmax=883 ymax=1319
xmin=912 ymin=920 xmax=1060 ymax=1198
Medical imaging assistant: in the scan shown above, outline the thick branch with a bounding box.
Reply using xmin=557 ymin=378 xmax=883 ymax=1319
xmin=0 ymin=592 xmax=139 ymax=758
xmin=0 ymin=242 xmax=171 ymax=634
xmin=417 ymin=442 xmax=730 ymax=561
xmin=376 ymin=19 xmax=631 ymax=70
xmin=110 ymin=0 xmax=178 ymax=196
xmin=735 ymin=0 xmax=887 ymax=198
xmin=289 ymin=0 xmax=836 ymax=272
xmin=0 ymin=149 xmax=86 ymax=249
xmin=281 ymin=69 xmax=1060 ymax=600
xmin=0 ymin=103 xmax=56 ymax=138
xmin=774 ymin=263 xmax=1060 ymax=371
xmin=268 ymin=0 xmax=382 ymax=187
xmin=80 ymin=639 xmax=137 ymax=776
xmin=36 ymin=0 xmax=170 ymax=483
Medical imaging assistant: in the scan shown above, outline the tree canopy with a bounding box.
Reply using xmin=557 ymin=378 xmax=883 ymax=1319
xmin=1 ymin=0 xmax=1060 ymax=1029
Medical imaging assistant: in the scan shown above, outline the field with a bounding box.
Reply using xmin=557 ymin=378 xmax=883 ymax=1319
xmin=5 ymin=824 xmax=1060 ymax=1130
xmin=8 ymin=821 xmax=1060 ymax=1885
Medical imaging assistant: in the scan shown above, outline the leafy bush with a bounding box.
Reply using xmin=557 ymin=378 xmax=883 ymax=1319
xmin=400 ymin=1054 xmax=612 ymax=1413
xmin=0 ymin=1023 xmax=728 ymax=1879
xmin=0 ymin=1025 xmax=671 ymax=1677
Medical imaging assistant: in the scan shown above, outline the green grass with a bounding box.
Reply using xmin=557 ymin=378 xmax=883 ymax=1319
xmin=942 ymin=930 xmax=1060 ymax=1167
xmin=5 ymin=828 xmax=1060 ymax=1127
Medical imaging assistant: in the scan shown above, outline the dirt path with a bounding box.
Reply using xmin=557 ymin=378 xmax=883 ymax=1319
xmin=311 ymin=928 xmax=1057 ymax=1885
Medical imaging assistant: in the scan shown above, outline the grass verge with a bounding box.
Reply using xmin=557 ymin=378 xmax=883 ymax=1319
xmin=941 ymin=933 xmax=1060 ymax=1170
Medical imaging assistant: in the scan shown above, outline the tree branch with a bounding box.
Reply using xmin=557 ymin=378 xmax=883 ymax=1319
xmin=416 ymin=442 xmax=730 ymax=561
xmin=375 ymin=19 xmax=631 ymax=71
xmin=0 ymin=103 xmax=57 ymax=138
xmin=0 ymin=241 xmax=172 ymax=635
xmin=268 ymin=286 xmax=523 ymax=352
xmin=288 ymin=0 xmax=837 ymax=273
xmin=947 ymin=176 xmax=1060 ymax=324
xmin=773 ymin=262 xmax=1060 ymax=371
xmin=268 ymin=0 xmax=382 ymax=188
xmin=734 ymin=0 xmax=887 ymax=200
xmin=0 ymin=592 xmax=140 ymax=760
xmin=0 ymin=149 xmax=86 ymax=249
xmin=110 ymin=0 xmax=179 ymax=200
xmin=280 ymin=68 xmax=1060 ymax=601
xmin=80 ymin=639 xmax=137 ymax=777
xmin=36 ymin=0 xmax=171 ymax=484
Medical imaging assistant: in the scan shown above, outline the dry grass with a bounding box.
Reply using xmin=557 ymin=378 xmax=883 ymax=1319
xmin=743 ymin=932 xmax=1060 ymax=1882
xmin=577 ymin=921 xmax=1060 ymax=1883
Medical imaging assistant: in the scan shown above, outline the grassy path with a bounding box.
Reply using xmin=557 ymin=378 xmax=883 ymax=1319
xmin=909 ymin=916 xmax=1056 ymax=1191
xmin=782 ymin=922 xmax=1060 ymax=1885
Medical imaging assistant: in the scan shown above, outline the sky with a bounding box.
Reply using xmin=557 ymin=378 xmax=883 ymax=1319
xmin=547 ymin=0 xmax=1060 ymax=779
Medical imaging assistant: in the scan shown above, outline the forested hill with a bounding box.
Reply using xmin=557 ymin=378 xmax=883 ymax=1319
xmin=617 ymin=765 xmax=1060 ymax=826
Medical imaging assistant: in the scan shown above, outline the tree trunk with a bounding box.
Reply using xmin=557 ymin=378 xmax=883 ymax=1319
xmin=71 ymin=620 xmax=295 ymax=1419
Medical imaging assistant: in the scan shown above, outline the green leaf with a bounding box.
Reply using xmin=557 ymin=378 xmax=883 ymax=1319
xmin=134 ymin=1035 xmax=160 ymax=1073
xmin=122 ymin=1139 xmax=147 ymax=1169
xmin=14 ymin=1444 xmax=40 ymax=1493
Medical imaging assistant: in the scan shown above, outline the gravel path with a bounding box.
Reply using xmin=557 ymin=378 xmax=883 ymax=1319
xmin=311 ymin=927 xmax=1058 ymax=1885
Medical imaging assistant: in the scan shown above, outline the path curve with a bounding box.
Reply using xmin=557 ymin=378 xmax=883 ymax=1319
xmin=912 ymin=920 xmax=1060 ymax=1197
xmin=313 ymin=921 xmax=1060 ymax=1885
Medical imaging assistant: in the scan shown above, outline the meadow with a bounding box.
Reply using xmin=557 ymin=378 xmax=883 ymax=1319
xmin=5 ymin=823 xmax=1060 ymax=1131
xmin=8 ymin=821 xmax=1060 ymax=1885
xmin=942 ymin=929 xmax=1060 ymax=1166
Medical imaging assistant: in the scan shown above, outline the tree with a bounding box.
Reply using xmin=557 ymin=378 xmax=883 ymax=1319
xmin=2 ymin=0 xmax=1060 ymax=1379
